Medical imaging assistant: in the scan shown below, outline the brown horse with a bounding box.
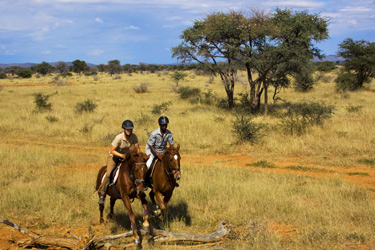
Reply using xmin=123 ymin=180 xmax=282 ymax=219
xmin=96 ymin=152 xmax=150 ymax=243
xmin=149 ymin=144 xmax=181 ymax=219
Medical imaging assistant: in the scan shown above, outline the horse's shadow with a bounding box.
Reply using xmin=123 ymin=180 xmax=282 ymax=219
xmin=149 ymin=201 xmax=191 ymax=229
xmin=109 ymin=201 xmax=191 ymax=233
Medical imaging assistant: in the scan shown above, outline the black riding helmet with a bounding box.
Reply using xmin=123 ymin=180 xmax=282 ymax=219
xmin=158 ymin=116 xmax=169 ymax=125
xmin=122 ymin=120 xmax=134 ymax=130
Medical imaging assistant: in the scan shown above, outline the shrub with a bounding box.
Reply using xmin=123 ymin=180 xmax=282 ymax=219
xmin=17 ymin=69 xmax=33 ymax=78
xmin=0 ymin=73 xmax=6 ymax=79
xmin=33 ymin=92 xmax=52 ymax=111
xmin=61 ymin=72 xmax=73 ymax=78
xmin=177 ymin=86 xmax=201 ymax=100
xmin=335 ymin=71 xmax=358 ymax=91
xmin=45 ymin=115 xmax=59 ymax=123
xmin=75 ymin=99 xmax=97 ymax=113
xmin=151 ymin=102 xmax=171 ymax=115
xmin=133 ymin=82 xmax=148 ymax=93
xmin=346 ymin=104 xmax=362 ymax=113
xmin=314 ymin=61 xmax=336 ymax=72
xmin=232 ymin=114 xmax=263 ymax=143
xmin=280 ymin=102 xmax=335 ymax=135
xmin=112 ymin=75 xmax=121 ymax=80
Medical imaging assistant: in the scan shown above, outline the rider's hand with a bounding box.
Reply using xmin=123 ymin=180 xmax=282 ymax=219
xmin=157 ymin=153 xmax=163 ymax=160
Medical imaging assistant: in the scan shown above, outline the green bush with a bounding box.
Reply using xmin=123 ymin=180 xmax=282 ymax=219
xmin=314 ymin=61 xmax=336 ymax=72
xmin=232 ymin=114 xmax=263 ymax=143
xmin=17 ymin=69 xmax=33 ymax=78
xmin=280 ymin=102 xmax=335 ymax=135
xmin=75 ymin=99 xmax=97 ymax=113
xmin=33 ymin=93 xmax=52 ymax=111
xmin=0 ymin=73 xmax=6 ymax=79
xmin=151 ymin=102 xmax=171 ymax=115
xmin=177 ymin=86 xmax=201 ymax=100
xmin=335 ymin=71 xmax=358 ymax=91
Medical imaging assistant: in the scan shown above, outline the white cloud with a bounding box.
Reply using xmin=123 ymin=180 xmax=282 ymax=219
xmin=95 ymin=18 xmax=103 ymax=23
xmin=42 ymin=50 xmax=50 ymax=54
xmin=340 ymin=6 xmax=373 ymax=12
xmin=124 ymin=25 xmax=140 ymax=30
xmin=88 ymin=49 xmax=104 ymax=55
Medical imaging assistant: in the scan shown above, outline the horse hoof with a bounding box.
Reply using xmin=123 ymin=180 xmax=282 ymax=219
xmin=134 ymin=239 xmax=142 ymax=249
xmin=153 ymin=209 xmax=161 ymax=216
xmin=107 ymin=213 xmax=113 ymax=219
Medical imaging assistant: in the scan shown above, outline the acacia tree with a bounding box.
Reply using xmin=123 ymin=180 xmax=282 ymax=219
xmin=107 ymin=60 xmax=122 ymax=76
xmin=172 ymin=11 xmax=245 ymax=109
xmin=71 ymin=59 xmax=88 ymax=75
xmin=170 ymin=71 xmax=187 ymax=86
xmin=336 ymin=38 xmax=375 ymax=90
xmin=55 ymin=61 xmax=68 ymax=74
xmin=172 ymin=9 xmax=329 ymax=113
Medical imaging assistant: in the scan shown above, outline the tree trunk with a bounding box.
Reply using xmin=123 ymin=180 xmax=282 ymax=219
xmin=264 ymin=82 xmax=268 ymax=116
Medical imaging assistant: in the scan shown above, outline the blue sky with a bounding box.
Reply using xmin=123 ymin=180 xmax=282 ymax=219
xmin=0 ymin=0 xmax=374 ymax=65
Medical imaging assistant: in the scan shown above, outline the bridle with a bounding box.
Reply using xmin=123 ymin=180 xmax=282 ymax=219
xmin=164 ymin=152 xmax=181 ymax=178
xmin=130 ymin=162 xmax=148 ymax=189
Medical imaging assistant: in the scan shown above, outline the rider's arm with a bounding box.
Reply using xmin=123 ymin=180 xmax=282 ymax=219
xmin=109 ymin=145 xmax=125 ymax=158
xmin=134 ymin=144 xmax=140 ymax=153
xmin=148 ymin=144 xmax=162 ymax=159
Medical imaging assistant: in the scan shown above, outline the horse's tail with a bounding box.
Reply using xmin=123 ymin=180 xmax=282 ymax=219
xmin=95 ymin=166 xmax=107 ymax=191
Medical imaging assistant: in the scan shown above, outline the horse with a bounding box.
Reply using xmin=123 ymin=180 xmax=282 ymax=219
xmin=149 ymin=144 xmax=181 ymax=219
xmin=96 ymin=151 xmax=150 ymax=244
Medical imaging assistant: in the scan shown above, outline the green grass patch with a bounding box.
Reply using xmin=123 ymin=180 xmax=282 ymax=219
xmin=357 ymin=158 xmax=375 ymax=166
xmin=246 ymin=160 xmax=276 ymax=168
xmin=347 ymin=172 xmax=370 ymax=177
xmin=285 ymin=165 xmax=336 ymax=173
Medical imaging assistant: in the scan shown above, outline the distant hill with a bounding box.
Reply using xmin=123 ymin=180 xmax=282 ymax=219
xmin=313 ymin=55 xmax=345 ymax=62
xmin=0 ymin=62 xmax=95 ymax=68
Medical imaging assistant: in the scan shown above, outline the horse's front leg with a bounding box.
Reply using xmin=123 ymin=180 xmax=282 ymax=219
xmin=154 ymin=191 xmax=166 ymax=219
xmin=121 ymin=195 xmax=140 ymax=244
xmin=138 ymin=193 xmax=150 ymax=230
xmin=99 ymin=203 xmax=105 ymax=224
xmin=107 ymin=197 xmax=116 ymax=220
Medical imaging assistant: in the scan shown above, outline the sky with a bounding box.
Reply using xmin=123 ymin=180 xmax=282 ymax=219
xmin=0 ymin=0 xmax=374 ymax=65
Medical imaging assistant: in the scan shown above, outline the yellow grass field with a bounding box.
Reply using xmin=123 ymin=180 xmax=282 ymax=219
xmin=0 ymin=71 xmax=375 ymax=249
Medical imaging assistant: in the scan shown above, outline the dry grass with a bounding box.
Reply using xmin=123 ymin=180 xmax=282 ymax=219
xmin=1 ymin=71 xmax=375 ymax=249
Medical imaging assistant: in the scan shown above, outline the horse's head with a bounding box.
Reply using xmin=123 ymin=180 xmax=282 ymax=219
xmin=163 ymin=144 xmax=181 ymax=181
xmin=125 ymin=152 xmax=150 ymax=193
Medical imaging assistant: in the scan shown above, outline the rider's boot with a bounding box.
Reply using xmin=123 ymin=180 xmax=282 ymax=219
xmin=98 ymin=182 xmax=109 ymax=205
xmin=175 ymin=182 xmax=179 ymax=187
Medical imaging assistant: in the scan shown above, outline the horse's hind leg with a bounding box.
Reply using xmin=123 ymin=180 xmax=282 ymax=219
xmin=107 ymin=197 xmax=116 ymax=219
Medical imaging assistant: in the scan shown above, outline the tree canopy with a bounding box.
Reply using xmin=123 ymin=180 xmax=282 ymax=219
xmin=172 ymin=8 xmax=329 ymax=112
xmin=336 ymin=38 xmax=375 ymax=91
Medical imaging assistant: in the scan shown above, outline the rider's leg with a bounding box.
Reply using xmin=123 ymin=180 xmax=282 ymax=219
xmin=98 ymin=156 xmax=116 ymax=205
xmin=145 ymin=154 xmax=155 ymax=187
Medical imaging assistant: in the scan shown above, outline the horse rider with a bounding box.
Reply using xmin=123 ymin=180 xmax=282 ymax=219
xmin=145 ymin=116 xmax=179 ymax=187
xmin=98 ymin=120 xmax=140 ymax=205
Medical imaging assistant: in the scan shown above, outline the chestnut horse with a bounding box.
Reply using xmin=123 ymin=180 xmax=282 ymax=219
xmin=96 ymin=152 xmax=150 ymax=243
xmin=149 ymin=144 xmax=181 ymax=218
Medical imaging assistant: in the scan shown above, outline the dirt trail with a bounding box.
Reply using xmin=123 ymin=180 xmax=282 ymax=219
xmin=1 ymin=136 xmax=375 ymax=249
xmin=2 ymin=136 xmax=375 ymax=189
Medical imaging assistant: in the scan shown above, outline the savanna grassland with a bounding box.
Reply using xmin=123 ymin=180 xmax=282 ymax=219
xmin=1 ymin=69 xmax=375 ymax=249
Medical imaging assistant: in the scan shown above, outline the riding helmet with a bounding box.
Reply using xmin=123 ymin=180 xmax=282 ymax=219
xmin=122 ymin=120 xmax=134 ymax=129
xmin=158 ymin=116 xmax=169 ymax=125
